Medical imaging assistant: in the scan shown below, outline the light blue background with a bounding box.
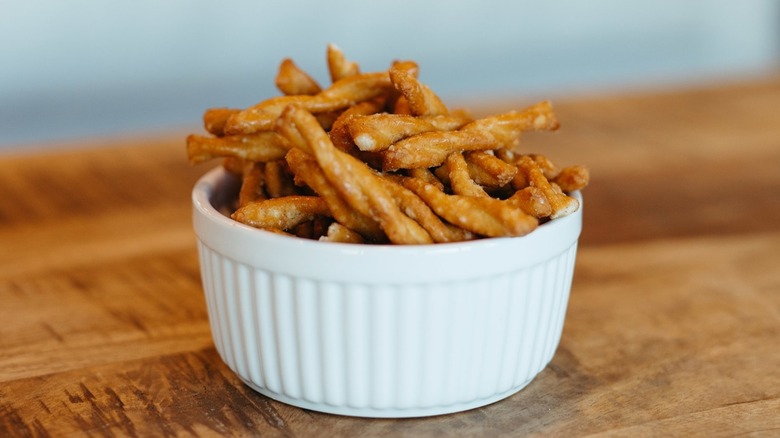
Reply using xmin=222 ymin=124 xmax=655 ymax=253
xmin=2 ymin=0 xmax=778 ymax=149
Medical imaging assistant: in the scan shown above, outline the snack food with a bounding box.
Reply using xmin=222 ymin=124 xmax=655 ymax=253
xmin=187 ymin=45 xmax=588 ymax=244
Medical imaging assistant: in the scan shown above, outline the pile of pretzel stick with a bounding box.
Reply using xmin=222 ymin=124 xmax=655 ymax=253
xmin=187 ymin=44 xmax=589 ymax=244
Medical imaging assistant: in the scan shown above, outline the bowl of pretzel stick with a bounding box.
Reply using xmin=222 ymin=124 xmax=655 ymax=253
xmin=190 ymin=44 xmax=589 ymax=418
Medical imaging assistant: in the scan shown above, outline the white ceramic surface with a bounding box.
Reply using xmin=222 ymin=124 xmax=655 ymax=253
xmin=192 ymin=167 xmax=582 ymax=418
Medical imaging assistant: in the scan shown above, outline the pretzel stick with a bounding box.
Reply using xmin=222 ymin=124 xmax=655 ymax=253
xmin=188 ymin=46 xmax=589 ymax=244
xmin=186 ymin=132 xmax=289 ymax=164
xmin=516 ymin=156 xmax=579 ymax=218
xmin=349 ymin=113 xmax=471 ymax=152
xmin=382 ymin=101 xmax=559 ymax=171
xmin=285 ymin=148 xmax=385 ymax=242
xmin=238 ymin=161 xmax=266 ymax=207
xmin=225 ymin=72 xmax=393 ymax=135
xmin=232 ymin=196 xmax=330 ymax=231
xmin=553 ymin=165 xmax=590 ymax=192
xmin=380 ymin=175 xmax=475 ymax=243
xmin=407 ymin=168 xmax=445 ymax=191
xmin=329 ymin=98 xmax=388 ymax=152
xmin=278 ymin=105 xmax=432 ymax=244
xmin=327 ymin=43 xmax=360 ymax=82
xmin=402 ymin=177 xmax=538 ymax=238
xmin=264 ymin=160 xmax=296 ymax=198
xmin=320 ymin=222 xmax=365 ymax=243
xmin=203 ymin=108 xmax=240 ymax=137
xmin=389 ymin=61 xmax=449 ymax=116
xmin=506 ymin=186 xmax=553 ymax=218
xmin=464 ymin=151 xmax=517 ymax=188
xmin=447 ymin=152 xmax=489 ymax=198
xmin=275 ymin=58 xmax=322 ymax=96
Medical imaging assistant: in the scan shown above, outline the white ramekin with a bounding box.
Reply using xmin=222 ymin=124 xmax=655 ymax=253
xmin=192 ymin=166 xmax=582 ymax=418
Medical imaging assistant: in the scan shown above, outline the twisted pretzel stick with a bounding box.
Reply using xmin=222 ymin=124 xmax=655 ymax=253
xmin=327 ymin=43 xmax=360 ymax=82
xmin=389 ymin=61 xmax=449 ymax=116
xmin=225 ymin=71 xmax=393 ymax=135
xmin=278 ymin=104 xmax=433 ymax=244
xmin=402 ymin=177 xmax=538 ymax=238
xmin=285 ymin=147 xmax=385 ymax=242
xmin=186 ymin=132 xmax=289 ymax=165
xmin=348 ymin=113 xmax=471 ymax=152
xmin=382 ymin=100 xmax=559 ymax=171
xmin=275 ymin=58 xmax=322 ymax=96
xmin=516 ymin=156 xmax=579 ymax=219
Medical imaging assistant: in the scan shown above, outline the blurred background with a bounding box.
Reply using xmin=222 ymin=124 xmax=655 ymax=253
xmin=1 ymin=0 xmax=779 ymax=150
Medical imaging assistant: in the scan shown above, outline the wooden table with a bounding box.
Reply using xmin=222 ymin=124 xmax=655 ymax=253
xmin=1 ymin=76 xmax=779 ymax=437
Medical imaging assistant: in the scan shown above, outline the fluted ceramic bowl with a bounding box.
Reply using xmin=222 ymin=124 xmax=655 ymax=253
xmin=192 ymin=166 xmax=582 ymax=418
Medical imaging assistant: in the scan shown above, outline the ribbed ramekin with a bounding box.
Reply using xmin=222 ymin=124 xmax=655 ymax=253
xmin=192 ymin=167 xmax=582 ymax=418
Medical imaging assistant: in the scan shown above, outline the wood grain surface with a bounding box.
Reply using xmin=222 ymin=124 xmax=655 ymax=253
xmin=1 ymin=76 xmax=779 ymax=437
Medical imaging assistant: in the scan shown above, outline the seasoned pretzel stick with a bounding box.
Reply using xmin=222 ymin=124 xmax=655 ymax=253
xmin=238 ymin=161 xmax=266 ymax=208
xmin=383 ymin=128 xmax=493 ymax=172
xmin=275 ymin=58 xmax=322 ymax=96
xmin=327 ymin=43 xmax=360 ymax=82
xmin=389 ymin=61 xmax=449 ymax=116
xmin=329 ymin=98 xmax=388 ymax=153
xmin=529 ymin=153 xmax=560 ymax=180
xmin=221 ymin=157 xmax=248 ymax=175
xmin=391 ymin=95 xmax=413 ymax=115
xmin=186 ymin=132 xmax=289 ymax=165
xmin=225 ymin=71 xmax=393 ymax=135
xmin=402 ymin=177 xmax=538 ymax=238
xmin=553 ymin=165 xmax=590 ymax=192
xmin=407 ymin=168 xmax=445 ymax=191
xmin=279 ymin=105 xmax=432 ymax=244
xmin=516 ymin=156 xmax=579 ymax=218
xmin=286 ymin=148 xmax=385 ymax=242
xmin=320 ymin=222 xmax=365 ymax=243
xmin=264 ymin=160 xmax=296 ymax=198
xmin=348 ymin=113 xmax=471 ymax=152
xmin=382 ymin=101 xmax=559 ymax=171
xmin=464 ymin=151 xmax=517 ymax=188
xmin=379 ymin=175 xmax=475 ymax=243
xmin=500 ymin=151 xmax=561 ymax=189
xmin=203 ymin=108 xmax=240 ymax=137
xmin=506 ymin=186 xmax=553 ymax=218
xmin=447 ymin=152 xmax=489 ymax=198
xmin=232 ymin=196 xmax=330 ymax=231
xmin=291 ymin=216 xmax=332 ymax=240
